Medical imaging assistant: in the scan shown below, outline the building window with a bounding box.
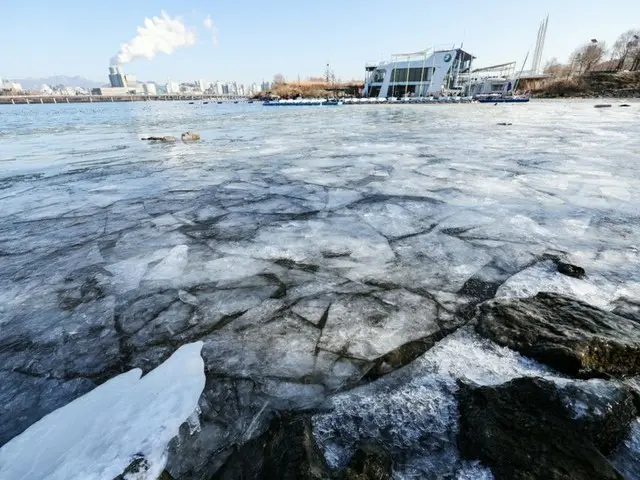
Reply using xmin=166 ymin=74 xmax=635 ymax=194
xmin=390 ymin=67 xmax=434 ymax=83
xmin=372 ymin=69 xmax=386 ymax=83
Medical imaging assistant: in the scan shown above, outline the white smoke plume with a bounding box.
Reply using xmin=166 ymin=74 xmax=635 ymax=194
xmin=111 ymin=11 xmax=197 ymax=65
xmin=203 ymin=15 xmax=218 ymax=46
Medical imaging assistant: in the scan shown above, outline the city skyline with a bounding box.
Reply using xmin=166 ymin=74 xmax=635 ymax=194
xmin=2 ymin=0 xmax=640 ymax=85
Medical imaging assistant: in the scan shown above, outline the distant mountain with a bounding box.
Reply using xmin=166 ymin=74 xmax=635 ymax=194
xmin=12 ymin=76 xmax=105 ymax=90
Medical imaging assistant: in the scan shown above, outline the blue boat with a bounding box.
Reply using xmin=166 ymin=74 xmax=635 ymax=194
xmin=476 ymin=95 xmax=530 ymax=103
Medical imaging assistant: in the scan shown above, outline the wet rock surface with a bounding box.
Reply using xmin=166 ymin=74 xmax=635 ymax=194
xmin=457 ymin=377 xmax=632 ymax=479
xmin=557 ymin=261 xmax=586 ymax=279
xmin=476 ymin=292 xmax=640 ymax=377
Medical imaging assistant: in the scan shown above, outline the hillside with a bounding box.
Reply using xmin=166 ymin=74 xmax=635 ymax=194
xmin=526 ymin=72 xmax=640 ymax=98
xmin=12 ymin=76 xmax=104 ymax=90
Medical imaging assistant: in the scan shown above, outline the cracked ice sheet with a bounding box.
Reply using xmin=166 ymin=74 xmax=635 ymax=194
xmin=0 ymin=342 xmax=205 ymax=480
xmin=318 ymin=289 xmax=440 ymax=361
xmin=219 ymin=216 xmax=396 ymax=266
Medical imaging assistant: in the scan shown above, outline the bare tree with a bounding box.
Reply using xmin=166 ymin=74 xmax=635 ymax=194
xmin=272 ymin=73 xmax=286 ymax=85
xmin=612 ymin=29 xmax=640 ymax=71
xmin=543 ymin=57 xmax=568 ymax=77
xmin=571 ymin=42 xmax=607 ymax=74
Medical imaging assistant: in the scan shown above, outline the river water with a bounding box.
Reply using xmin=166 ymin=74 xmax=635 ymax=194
xmin=1 ymin=100 xmax=639 ymax=478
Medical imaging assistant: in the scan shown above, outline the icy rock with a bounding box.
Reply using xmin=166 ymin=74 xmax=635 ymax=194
xmin=495 ymin=260 xmax=615 ymax=309
xmin=610 ymin=418 xmax=640 ymax=479
xmin=477 ymin=292 xmax=640 ymax=377
xmin=612 ymin=296 xmax=640 ymax=323
xmin=553 ymin=378 xmax=637 ymax=453
xmin=0 ymin=342 xmax=205 ymax=480
xmin=406 ymin=327 xmax=550 ymax=386
xmin=312 ymin=374 xmax=459 ymax=472
xmin=457 ymin=377 xmax=627 ymax=480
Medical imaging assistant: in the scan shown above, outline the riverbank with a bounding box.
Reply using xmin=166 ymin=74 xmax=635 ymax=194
xmin=526 ymin=72 xmax=640 ymax=98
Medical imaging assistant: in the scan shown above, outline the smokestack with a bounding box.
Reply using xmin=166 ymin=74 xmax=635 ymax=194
xmin=110 ymin=11 xmax=197 ymax=66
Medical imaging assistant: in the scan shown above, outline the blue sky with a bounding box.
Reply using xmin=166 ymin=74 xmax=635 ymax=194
xmin=2 ymin=0 xmax=639 ymax=85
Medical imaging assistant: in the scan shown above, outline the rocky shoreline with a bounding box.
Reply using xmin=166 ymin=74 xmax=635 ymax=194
xmin=152 ymin=288 xmax=640 ymax=480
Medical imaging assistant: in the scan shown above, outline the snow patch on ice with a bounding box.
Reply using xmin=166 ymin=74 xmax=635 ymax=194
xmin=0 ymin=342 xmax=205 ymax=480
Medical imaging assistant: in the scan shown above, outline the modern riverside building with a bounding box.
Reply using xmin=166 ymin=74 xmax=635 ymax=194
xmin=363 ymin=46 xmax=475 ymax=98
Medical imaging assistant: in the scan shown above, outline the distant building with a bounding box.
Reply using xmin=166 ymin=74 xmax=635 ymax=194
xmin=124 ymin=74 xmax=136 ymax=92
xmin=214 ymin=81 xmax=223 ymax=95
xmin=195 ymin=79 xmax=206 ymax=92
xmin=94 ymin=86 xmax=130 ymax=96
xmin=109 ymin=66 xmax=126 ymax=88
xmin=142 ymin=83 xmax=157 ymax=95
xmin=1 ymin=80 xmax=23 ymax=92
xmin=166 ymin=80 xmax=180 ymax=94
xmin=261 ymin=81 xmax=270 ymax=92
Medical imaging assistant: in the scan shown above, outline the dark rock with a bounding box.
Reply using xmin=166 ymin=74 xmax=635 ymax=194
xmin=557 ymin=261 xmax=585 ymax=279
xmin=595 ymin=104 xmax=613 ymax=108
xmin=366 ymin=330 xmax=452 ymax=380
xmin=114 ymin=456 xmax=174 ymax=479
xmin=612 ymin=297 xmax=640 ymax=323
xmin=211 ymin=414 xmax=330 ymax=480
xmin=476 ymin=292 xmax=640 ymax=377
xmin=343 ymin=447 xmax=392 ymax=480
xmin=457 ymin=377 xmax=628 ymax=479
xmin=620 ymin=104 xmax=631 ymax=107
xmin=557 ymin=379 xmax=637 ymax=454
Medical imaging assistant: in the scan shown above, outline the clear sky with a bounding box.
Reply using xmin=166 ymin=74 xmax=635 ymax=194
xmin=2 ymin=0 xmax=639 ymax=85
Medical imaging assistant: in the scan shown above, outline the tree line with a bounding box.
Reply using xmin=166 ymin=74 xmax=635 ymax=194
xmin=545 ymin=28 xmax=640 ymax=76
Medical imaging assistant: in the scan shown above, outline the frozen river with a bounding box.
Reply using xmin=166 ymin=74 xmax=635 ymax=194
xmin=1 ymin=100 xmax=639 ymax=478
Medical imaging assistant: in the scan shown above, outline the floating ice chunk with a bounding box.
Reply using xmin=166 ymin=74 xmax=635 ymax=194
xmin=325 ymin=188 xmax=362 ymax=210
xmin=105 ymin=257 xmax=151 ymax=294
xmin=146 ymin=245 xmax=189 ymax=280
xmin=0 ymin=342 xmax=205 ymax=480
xmin=178 ymin=289 xmax=199 ymax=306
